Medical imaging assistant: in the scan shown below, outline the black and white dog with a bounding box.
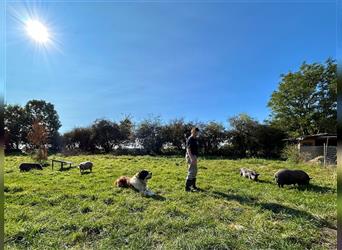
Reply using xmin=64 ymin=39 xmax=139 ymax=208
xmin=115 ymin=170 xmax=155 ymax=196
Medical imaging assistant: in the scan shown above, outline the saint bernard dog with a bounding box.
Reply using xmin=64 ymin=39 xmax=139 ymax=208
xmin=115 ymin=170 xmax=155 ymax=196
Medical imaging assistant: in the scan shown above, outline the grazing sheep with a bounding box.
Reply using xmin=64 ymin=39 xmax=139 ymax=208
xmin=274 ymin=169 xmax=311 ymax=188
xmin=240 ymin=168 xmax=260 ymax=181
xmin=19 ymin=163 xmax=43 ymax=172
xmin=79 ymin=161 xmax=93 ymax=174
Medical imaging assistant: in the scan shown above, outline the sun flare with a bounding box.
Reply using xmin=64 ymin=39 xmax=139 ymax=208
xmin=25 ymin=19 xmax=50 ymax=44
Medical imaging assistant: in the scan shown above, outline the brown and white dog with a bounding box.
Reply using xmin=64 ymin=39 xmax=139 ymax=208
xmin=115 ymin=170 xmax=155 ymax=196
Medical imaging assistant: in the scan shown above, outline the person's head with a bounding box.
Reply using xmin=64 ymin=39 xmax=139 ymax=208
xmin=191 ymin=127 xmax=199 ymax=137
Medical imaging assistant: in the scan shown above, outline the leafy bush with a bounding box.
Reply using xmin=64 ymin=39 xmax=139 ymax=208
xmin=281 ymin=144 xmax=302 ymax=163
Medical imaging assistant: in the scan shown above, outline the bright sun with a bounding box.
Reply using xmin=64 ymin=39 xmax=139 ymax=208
xmin=25 ymin=19 xmax=50 ymax=44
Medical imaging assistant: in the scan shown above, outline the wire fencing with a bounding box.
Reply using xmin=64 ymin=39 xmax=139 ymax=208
xmin=300 ymin=146 xmax=336 ymax=165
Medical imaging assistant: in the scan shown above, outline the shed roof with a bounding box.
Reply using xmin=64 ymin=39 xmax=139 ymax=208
xmin=283 ymin=133 xmax=336 ymax=142
xmin=297 ymin=133 xmax=336 ymax=140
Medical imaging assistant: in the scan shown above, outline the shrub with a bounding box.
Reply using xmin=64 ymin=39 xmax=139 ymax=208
xmin=281 ymin=144 xmax=302 ymax=163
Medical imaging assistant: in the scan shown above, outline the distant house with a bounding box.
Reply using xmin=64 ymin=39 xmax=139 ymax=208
xmin=285 ymin=133 xmax=337 ymax=165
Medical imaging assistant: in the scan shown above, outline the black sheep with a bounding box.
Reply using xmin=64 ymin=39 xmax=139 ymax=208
xmin=19 ymin=163 xmax=43 ymax=172
xmin=274 ymin=169 xmax=311 ymax=187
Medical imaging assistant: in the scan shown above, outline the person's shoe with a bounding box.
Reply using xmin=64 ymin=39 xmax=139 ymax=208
xmin=185 ymin=179 xmax=192 ymax=192
xmin=192 ymin=178 xmax=199 ymax=190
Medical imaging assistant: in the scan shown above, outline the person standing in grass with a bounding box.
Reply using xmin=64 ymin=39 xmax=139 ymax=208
xmin=185 ymin=127 xmax=200 ymax=192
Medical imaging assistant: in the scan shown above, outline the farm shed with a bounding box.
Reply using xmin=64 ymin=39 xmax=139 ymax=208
xmin=285 ymin=133 xmax=336 ymax=165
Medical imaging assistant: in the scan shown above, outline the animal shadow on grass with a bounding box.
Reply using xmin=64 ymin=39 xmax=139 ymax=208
xmin=149 ymin=194 xmax=166 ymax=201
xmin=128 ymin=189 xmax=166 ymax=201
xmin=80 ymin=171 xmax=92 ymax=175
xmin=256 ymin=179 xmax=274 ymax=185
xmin=259 ymin=202 xmax=335 ymax=229
xmin=211 ymin=191 xmax=333 ymax=229
xmin=296 ymin=184 xmax=336 ymax=194
xmin=59 ymin=165 xmax=77 ymax=172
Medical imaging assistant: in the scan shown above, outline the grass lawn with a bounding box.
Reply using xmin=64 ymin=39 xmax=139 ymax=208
xmin=5 ymin=155 xmax=337 ymax=249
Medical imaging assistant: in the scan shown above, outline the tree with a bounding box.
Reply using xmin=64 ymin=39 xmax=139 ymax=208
xmin=268 ymin=59 xmax=336 ymax=137
xmin=63 ymin=127 xmax=95 ymax=152
xmin=118 ymin=117 xmax=134 ymax=146
xmin=200 ymin=122 xmax=226 ymax=155
xmin=228 ymin=114 xmax=259 ymax=157
xmin=315 ymin=58 xmax=337 ymax=133
xmin=27 ymin=120 xmax=48 ymax=161
xmin=253 ymin=124 xmax=286 ymax=158
xmin=135 ymin=117 xmax=164 ymax=155
xmin=91 ymin=119 xmax=121 ymax=153
xmin=4 ymin=104 xmax=28 ymax=151
xmin=227 ymin=114 xmax=286 ymax=158
xmin=25 ymin=100 xmax=61 ymax=149
xmin=161 ymin=119 xmax=188 ymax=153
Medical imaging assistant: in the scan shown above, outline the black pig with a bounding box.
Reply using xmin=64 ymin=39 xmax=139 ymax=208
xmin=274 ymin=169 xmax=311 ymax=187
xmin=19 ymin=163 xmax=43 ymax=172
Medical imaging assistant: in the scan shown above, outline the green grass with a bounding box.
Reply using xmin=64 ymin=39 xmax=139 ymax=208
xmin=5 ymin=155 xmax=337 ymax=249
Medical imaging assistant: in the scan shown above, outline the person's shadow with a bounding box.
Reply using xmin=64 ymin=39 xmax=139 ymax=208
xmin=192 ymin=187 xmax=206 ymax=192
xmin=211 ymin=191 xmax=257 ymax=205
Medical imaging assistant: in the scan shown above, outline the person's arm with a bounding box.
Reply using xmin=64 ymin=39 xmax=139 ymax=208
xmin=187 ymin=147 xmax=193 ymax=160
xmin=186 ymin=139 xmax=196 ymax=163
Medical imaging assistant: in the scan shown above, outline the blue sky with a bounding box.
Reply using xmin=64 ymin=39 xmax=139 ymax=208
xmin=6 ymin=1 xmax=336 ymax=133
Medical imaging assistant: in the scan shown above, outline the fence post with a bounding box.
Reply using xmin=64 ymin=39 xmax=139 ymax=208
xmin=323 ymin=143 xmax=326 ymax=167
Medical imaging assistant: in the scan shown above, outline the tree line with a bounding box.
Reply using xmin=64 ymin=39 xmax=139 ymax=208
xmin=65 ymin=114 xmax=287 ymax=158
xmin=4 ymin=59 xmax=336 ymax=158
xmin=4 ymin=105 xmax=286 ymax=158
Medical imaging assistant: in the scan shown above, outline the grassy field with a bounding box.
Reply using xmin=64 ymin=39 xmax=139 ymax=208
xmin=5 ymin=155 xmax=337 ymax=250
